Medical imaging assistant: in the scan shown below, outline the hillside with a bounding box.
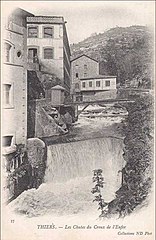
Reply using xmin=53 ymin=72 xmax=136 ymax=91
xmin=70 ymin=26 xmax=153 ymax=86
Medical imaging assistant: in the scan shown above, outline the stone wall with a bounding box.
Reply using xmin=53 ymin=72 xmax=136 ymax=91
xmin=82 ymin=90 xmax=117 ymax=102
xmin=28 ymin=99 xmax=75 ymax=138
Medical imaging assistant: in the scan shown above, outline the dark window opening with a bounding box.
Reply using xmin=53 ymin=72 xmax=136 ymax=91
xmin=75 ymin=83 xmax=79 ymax=89
xmin=17 ymin=51 xmax=22 ymax=58
xmin=28 ymin=48 xmax=38 ymax=63
xmin=96 ymin=81 xmax=100 ymax=87
xmin=76 ymin=73 xmax=78 ymax=78
xmin=2 ymin=136 xmax=13 ymax=147
xmin=105 ymin=80 xmax=110 ymax=86
xmin=82 ymin=82 xmax=86 ymax=88
xmin=44 ymin=48 xmax=54 ymax=59
xmin=84 ymin=64 xmax=87 ymax=70
xmin=89 ymin=81 xmax=92 ymax=87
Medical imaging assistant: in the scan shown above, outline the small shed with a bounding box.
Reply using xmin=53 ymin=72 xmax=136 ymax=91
xmin=51 ymin=85 xmax=65 ymax=105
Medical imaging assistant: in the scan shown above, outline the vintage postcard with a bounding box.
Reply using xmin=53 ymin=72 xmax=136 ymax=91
xmin=1 ymin=1 xmax=155 ymax=240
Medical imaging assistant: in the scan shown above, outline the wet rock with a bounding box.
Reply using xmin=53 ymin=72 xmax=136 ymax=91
xmin=27 ymin=138 xmax=47 ymax=189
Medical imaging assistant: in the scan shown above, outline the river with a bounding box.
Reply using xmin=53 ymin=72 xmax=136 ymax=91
xmin=9 ymin=104 xmax=127 ymax=218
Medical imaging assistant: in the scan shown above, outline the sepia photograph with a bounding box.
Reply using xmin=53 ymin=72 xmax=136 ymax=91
xmin=1 ymin=1 xmax=155 ymax=239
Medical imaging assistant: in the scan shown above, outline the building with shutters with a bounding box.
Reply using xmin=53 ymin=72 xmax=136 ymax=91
xmin=27 ymin=16 xmax=71 ymax=94
xmin=2 ymin=8 xmax=33 ymax=146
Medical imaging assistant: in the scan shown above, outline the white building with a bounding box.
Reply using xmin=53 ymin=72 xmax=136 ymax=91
xmin=2 ymin=8 xmax=33 ymax=146
xmin=27 ymin=16 xmax=71 ymax=93
xmin=80 ymin=75 xmax=117 ymax=101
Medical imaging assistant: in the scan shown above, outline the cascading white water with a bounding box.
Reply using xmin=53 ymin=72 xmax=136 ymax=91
xmin=10 ymin=106 xmax=126 ymax=217
xmin=45 ymin=137 xmax=124 ymax=186
xmin=43 ymin=137 xmax=124 ymax=205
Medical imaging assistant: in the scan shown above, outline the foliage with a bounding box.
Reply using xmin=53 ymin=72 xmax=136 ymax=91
xmin=42 ymin=73 xmax=62 ymax=90
xmin=71 ymin=26 xmax=153 ymax=87
xmin=91 ymin=169 xmax=108 ymax=218
xmin=108 ymin=94 xmax=154 ymax=217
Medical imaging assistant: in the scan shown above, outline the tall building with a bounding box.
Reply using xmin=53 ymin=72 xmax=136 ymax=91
xmin=2 ymin=8 xmax=33 ymax=146
xmin=70 ymin=54 xmax=99 ymax=101
xmin=27 ymin=16 xmax=71 ymax=94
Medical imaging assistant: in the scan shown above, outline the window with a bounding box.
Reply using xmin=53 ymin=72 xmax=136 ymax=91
xmin=84 ymin=73 xmax=87 ymax=77
xmin=59 ymin=25 xmax=63 ymax=37
xmin=44 ymin=27 xmax=54 ymax=38
xmin=2 ymin=136 xmax=13 ymax=147
xmin=4 ymin=43 xmax=11 ymax=62
xmin=28 ymin=26 xmax=38 ymax=38
xmin=44 ymin=48 xmax=54 ymax=59
xmin=75 ymin=83 xmax=79 ymax=89
xmin=82 ymin=82 xmax=86 ymax=88
xmin=96 ymin=81 xmax=100 ymax=87
xmin=84 ymin=64 xmax=87 ymax=70
xmin=89 ymin=81 xmax=92 ymax=87
xmin=76 ymin=73 xmax=79 ymax=78
xmin=3 ymin=84 xmax=11 ymax=105
xmin=105 ymin=80 xmax=110 ymax=86
xmin=28 ymin=48 xmax=38 ymax=63
xmin=17 ymin=51 xmax=22 ymax=58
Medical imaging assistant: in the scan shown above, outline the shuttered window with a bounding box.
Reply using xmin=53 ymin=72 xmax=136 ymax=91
xmin=28 ymin=27 xmax=38 ymax=38
xmin=44 ymin=48 xmax=54 ymax=59
xmin=44 ymin=27 xmax=54 ymax=38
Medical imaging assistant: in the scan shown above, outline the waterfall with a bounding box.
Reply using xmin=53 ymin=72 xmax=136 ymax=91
xmin=45 ymin=137 xmax=124 ymax=186
xmin=10 ymin=137 xmax=125 ymax=217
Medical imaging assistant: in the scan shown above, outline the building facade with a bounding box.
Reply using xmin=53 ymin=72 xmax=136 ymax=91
xmin=80 ymin=75 xmax=117 ymax=101
xmin=2 ymin=8 xmax=33 ymax=146
xmin=70 ymin=54 xmax=99 ymax=101
xmin=27 ymin=16 xmax=71 ymax=93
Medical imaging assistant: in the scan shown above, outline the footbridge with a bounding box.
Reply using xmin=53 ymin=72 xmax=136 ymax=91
xmin=69 ymin=88 xmax=151 ymax=117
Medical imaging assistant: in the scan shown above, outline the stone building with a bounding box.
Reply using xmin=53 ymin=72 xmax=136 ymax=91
xmin=2 ymin=8 xmax=33 ymax=146
xmin=27 ymin=16 xmax=71 ymax=94
xmin=71 ymin=54 xmax=99 ymax=101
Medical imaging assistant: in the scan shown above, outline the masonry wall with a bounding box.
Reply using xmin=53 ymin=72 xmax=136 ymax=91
xmin=71 ymin=56 xmax=99 ymax=94
xmin=2 ymin=10 xmax=29 ymax=145
xmin=27 ymin=23 xmax=64 ymax=81
xmin=63 ymin=24 xmax=71 ymax=93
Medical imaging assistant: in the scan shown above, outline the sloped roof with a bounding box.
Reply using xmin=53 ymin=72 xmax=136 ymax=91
xmin=80 ymin=75 xmax=117 ymax=80
xmin=51 ymin=85 xmax=65 ymax=90
xmin=71 ymin=54 xmax=98 ymax=63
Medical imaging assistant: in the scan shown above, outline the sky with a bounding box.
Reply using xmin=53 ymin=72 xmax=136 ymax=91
xmin=1 ymin=1 xmax=155 ymax=44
